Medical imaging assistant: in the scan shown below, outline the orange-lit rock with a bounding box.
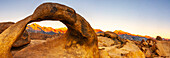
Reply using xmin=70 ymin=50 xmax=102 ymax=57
xmin=54 ymin=27 xmax=67 ymax=33
xmin=94 ymin=29 xmax=103 ymax=33
xmin=0 ymin=2 xmax=99 ymax=58
xmin=0 ymin=22 xmax=31 ymax=47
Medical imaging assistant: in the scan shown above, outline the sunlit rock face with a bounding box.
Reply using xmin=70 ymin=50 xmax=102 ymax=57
xmin=96 ymin=31 xmax=145 ymax=58
xmin=134 ymin=38 xmax=170 ymax=58
xmin=156 ymin=41 xmax=170 ymax=57
xmin=0 ymin=22 xmax=31 ymax=47
xmin=0 ymin=22 xmax=15 ymax=33
xmin=98 ymin=36 xmax=145 ymax=58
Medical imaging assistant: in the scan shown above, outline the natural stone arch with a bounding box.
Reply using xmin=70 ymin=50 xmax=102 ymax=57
xmin=0 ymin=3 xmax=99 ymax=58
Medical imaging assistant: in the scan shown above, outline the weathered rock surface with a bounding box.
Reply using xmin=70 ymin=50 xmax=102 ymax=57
xmin=97 ymin=31 xmax=127 ymax=45
xmin=156 ymin=36 xmax=163 ymax=41
xmin=0 ymin=2 xmax=99 ymax=58
xmin=145 ymin=48 xmax=152 ymax=57
xmin=98 ymin=36 xmax=115 ymax=47
xmin=134 ymin=38 xmax=170 ymax=58
xmin=97 ymin=35 xmax=145 ymax=58
xmin=104 ymin=31 xmax=122 ymax=40
xmin=156 ymin=41 xmax=170 ymax=57
xmin=11 ymin=40 xmax=46 ymax=56
xmin=12 ymin=30 xmax=31 ymax=47
xmin=0 ymin=22 xmax=31 ymax=47
xmin=99 ymin=50 xmax=110 ymax=58
xmin=0 ymin=22 xmax=15 ymax=33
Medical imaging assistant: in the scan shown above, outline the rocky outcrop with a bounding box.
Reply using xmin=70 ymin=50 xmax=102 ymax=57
xmin=0 ymin=22 xmax=31 ymax=47
xmin=12 ymin=30 xmax=30 ymax=47
xmin=155 ymin=41 xmax=170 ymax=57
xmin=134 ymin=38 xmax=170 ymax=58
xmin=98 ymin=36 xmax=115 ymax=47
xmin=156 ymin=36 xmax=163 ymax=41
xmin=104 ymin=31 xmax=120 ymax=39
xmin=0 ymin=2 xmax=99 ymax=58
xmin=11 ymin=40 xmax=47 ymax=56
xmin=97 ymin=31 xmax=126 ymax=45
xmin=97 ymin=32 xmax=145 ymax=58
xmin=98 ymin=39 xmax=145 ymax=58
xmin=0 ymin=22 xmax=15 ymax=33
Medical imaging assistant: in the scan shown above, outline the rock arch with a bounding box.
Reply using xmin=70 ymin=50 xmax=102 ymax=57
xmin=0 ymin=3 xmax=99 ymax=58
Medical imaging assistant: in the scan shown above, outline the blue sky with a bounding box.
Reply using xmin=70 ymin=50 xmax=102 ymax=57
xmin=0 ymin=0 xmax=170 ymax=38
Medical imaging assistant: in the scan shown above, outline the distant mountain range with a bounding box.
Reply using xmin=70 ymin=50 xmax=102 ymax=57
xmin=26 ymin=23 xmax=67 ymax=35
xmin=26 ymin=23 xmax=103 ymax=35
xmin=26 ymin=23 xmax=170 ymax=41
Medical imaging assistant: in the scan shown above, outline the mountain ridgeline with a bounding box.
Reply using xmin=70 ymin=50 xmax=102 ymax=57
xmin=26 ymin=23 xmax=170 ymax=41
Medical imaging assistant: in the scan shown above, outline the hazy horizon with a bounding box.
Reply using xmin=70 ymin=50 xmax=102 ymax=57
xmin=0 ymin=0 xmax=170 ymax=39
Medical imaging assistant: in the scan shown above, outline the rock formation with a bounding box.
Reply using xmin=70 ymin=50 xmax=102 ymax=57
xmin=134 ymin=38 xmax=170 ymax=58
xmin=97 ymin=31 xmax=127 ymax=45
xmin=0 ymin=22 xmax=31 ymax=47
xmin=0 ymin=22 xmax=15 ymax=33
xmin=156 ymin=36 xmax=163 ymax=41
xmin=98 ymin=36 xmax=145 ymax=58
xmin=96 ymin=31 xmax=145 ymax=58
xmin=0 ymin=2 xmax=99 ymax=58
